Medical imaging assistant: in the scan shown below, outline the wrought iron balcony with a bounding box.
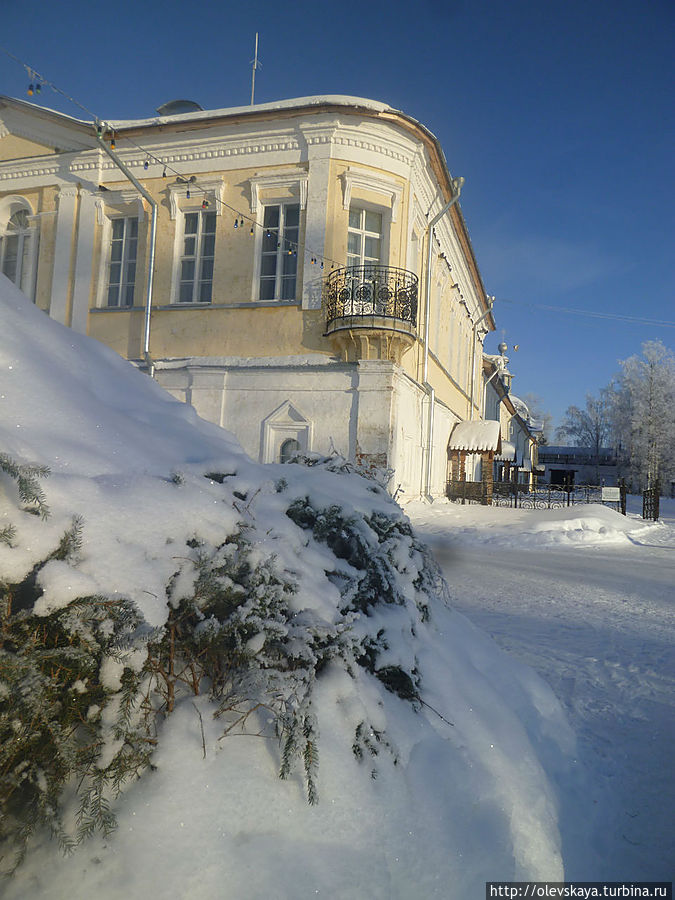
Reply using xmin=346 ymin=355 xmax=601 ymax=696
xmin=323 ymin=265 xmax=418 ymax=334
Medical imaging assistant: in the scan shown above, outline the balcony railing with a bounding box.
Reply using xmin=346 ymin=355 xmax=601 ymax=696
xmin=324 ymin=265 xmax=418 ymax=331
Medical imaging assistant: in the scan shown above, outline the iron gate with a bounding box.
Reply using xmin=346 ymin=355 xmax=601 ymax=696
xmin=642 ymin=484 xmax=660 ymax=521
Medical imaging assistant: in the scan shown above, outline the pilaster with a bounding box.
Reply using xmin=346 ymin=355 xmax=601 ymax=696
xmin=71 ymin=190 xmax=97 ymax=334
xmin=49 ymin=185 xmax=78 ymax=326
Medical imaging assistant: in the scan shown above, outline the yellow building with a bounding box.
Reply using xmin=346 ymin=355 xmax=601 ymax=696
xmin=0 ymin=93 xmax=497 ymax=499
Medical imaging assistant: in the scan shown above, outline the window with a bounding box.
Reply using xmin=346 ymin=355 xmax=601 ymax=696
xmin=259 ymin=204 xmax=299 ymax=301
xmin=0 ymin=209 xmax=32 ymax=291
xmin=106 ymin=217 xmax=138 ymax=307
xmin=347 ymin=207 xmax=382 ymax=268
xmin=279 ymin=438 xmax=300 ymax=463
xmin=179 ymin=211 xmax=216 ymax=303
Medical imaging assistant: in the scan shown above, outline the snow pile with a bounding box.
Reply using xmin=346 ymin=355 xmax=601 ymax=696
xmin=0 ymin=277 xmax=589 ymax=898
xmin=407 ymin=498 xmax=658 ymax=549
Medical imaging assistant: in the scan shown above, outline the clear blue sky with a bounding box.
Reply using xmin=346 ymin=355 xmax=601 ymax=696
xmin=2 ymin=0 xmax=673 ymax=427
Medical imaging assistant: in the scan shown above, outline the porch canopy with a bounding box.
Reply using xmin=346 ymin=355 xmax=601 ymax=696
xmin=495 ymin=439 xmax=516 ymax=462
xmin=448 ymin=420 xmax=501 ymax=454
xmin=447 ymin=420 xmax=501 ymax=501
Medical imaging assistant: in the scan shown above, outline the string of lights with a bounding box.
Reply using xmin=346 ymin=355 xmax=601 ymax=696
xmin=0 ymin=45 xmax=342 ymax=271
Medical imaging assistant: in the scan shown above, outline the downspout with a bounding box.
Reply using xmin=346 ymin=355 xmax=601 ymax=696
xmin=469 ymin=295 xmax=495 ymax=419
xmin=421 ymin=176 xmax=463 ymax=500
xmin=96 ymin=133 xmax=157 ymax=377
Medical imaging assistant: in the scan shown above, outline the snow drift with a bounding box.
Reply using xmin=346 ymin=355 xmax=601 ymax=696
xmin=0 ymin=277 xmax=589 ymax=898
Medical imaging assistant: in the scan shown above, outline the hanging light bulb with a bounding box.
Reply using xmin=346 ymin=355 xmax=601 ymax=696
xmin=186 ymin=188 xmax=191 ymax=199
xmin=239 ymin=218 xmax=244 ymax=227
xmin=110 ymin=133 xmax=116 ymax=150
xmin=35 ymin=83 xmax=41 ymax=94
xmin=234 ymin=219 xmax=239 ymax=229
xmin=144 ymin=160 xmax=149 ymax=170
xmin=27 ymin=83 xmax=34 ymax=96
xmin=96 ymin=122 xmax=103 ymax=137
xmin=249 ymin=226 xmax=254 ymax=236
xmin=162 ymin=166 xmax=167 ymax=178
xmin=202 ymin=199 xmax=209 ymax=209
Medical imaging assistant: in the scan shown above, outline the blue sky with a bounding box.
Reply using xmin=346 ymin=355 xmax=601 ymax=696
xmin=2 ymin=0 xmax=673 ymax=427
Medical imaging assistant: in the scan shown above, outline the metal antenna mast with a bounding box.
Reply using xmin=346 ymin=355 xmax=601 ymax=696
xmin=250 ymin=32 xmax=261 ymax=105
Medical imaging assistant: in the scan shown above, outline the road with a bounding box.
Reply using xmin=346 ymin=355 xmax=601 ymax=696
xmin=411 ymin=503 xmax=675 ymax=881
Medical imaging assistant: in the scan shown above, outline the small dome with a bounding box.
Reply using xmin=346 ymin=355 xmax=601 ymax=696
xmin=156 ymin=99 xmax=204 ymax=116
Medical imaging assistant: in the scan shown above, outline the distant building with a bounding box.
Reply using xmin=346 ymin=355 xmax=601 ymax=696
xmin=537 ymin=446 xmax=618 ymax=486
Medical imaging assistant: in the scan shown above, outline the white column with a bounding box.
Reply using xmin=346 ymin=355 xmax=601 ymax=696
xmin=49 ymin=185 xmax=78 ymax=326
xmin=71 ymin=191 xmax=98 ymax=334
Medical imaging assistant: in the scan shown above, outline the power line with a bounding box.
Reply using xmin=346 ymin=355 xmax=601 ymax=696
xmin=497 ymin=297 xmax=675 ymax=329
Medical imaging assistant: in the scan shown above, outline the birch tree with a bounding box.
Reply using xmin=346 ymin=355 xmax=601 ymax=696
xmin=609 ymin=340 xmax=675 ymax=492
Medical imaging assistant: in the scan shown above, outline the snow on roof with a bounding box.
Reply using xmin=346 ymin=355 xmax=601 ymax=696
xmin=495 ymin=439 xmax=517 ymax=461
xmin=0 ymin=94 xmax=399 ymax=134
xmin=108 ymin=95 xmax=396 ymax=130
xmin=448 ymin=419 xmax=501 ymax=452
xmin=510 ymin=394 xmax=530 ymax=420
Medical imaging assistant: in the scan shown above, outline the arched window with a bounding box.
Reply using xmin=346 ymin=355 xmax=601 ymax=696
xmin=279 ymin=438 xmax=300 ymax=463
xmin=0 ymin=198 xmax=37 ymax=298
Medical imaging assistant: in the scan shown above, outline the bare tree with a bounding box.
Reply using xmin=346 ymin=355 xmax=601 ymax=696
xmin=522 ymin=393 xmax=553 ymax=444
xmin=555 ymin=392 xmax=612 ymax=483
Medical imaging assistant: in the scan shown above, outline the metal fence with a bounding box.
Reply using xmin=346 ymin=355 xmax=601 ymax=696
xmin=447 ymin=480 xmax=627 ymax=513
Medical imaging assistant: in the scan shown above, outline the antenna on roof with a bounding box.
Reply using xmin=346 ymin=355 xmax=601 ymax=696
xmin=250 ymin=32 xmax=262 ymax=105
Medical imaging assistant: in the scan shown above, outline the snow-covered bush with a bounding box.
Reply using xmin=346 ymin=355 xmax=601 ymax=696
xmin=1 ymin=447 xmax=450 ymax=871
xmin=0 ymin=460 xmax=151 ymax=873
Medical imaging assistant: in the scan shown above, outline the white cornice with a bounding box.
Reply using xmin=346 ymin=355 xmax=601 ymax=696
xmin=95 ymin=189 xmax=147 ymax=224
xmin=339 ymin=166 xmax=403 ymax=222
xmin=0 ymin=119 xmax=9 ymax=140
xmin=168 ymin=177 xmax=225 ymax=219
xmin=248 ymin=171 xmax=308 ymax=213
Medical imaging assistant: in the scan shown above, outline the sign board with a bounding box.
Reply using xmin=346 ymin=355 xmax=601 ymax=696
xmin=602 ymin=487 xmax=621 ymax=501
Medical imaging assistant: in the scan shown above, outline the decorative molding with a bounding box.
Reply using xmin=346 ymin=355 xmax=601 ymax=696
xmin=261 ymin=400 xmax=312 ymax=464
xmin=248 ymin=171 xmax=308 ymax=213
xmin=339 ymin=166 xmax=403 ymax=222
xmin=94 ymin=189 xmax=146 ymax=224
xmin=168 ymin=177 xmax=225 ymax=220
xmin=0 ymin=119 xmax=9 ymax=140
xmin=57 ymin=184 xmax=79 ymax=201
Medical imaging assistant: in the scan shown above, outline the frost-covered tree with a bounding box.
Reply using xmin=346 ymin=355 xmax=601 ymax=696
xmin=608 ymin=340 xmax=675 ymax=492
xmin=555 ymin=392 xmax=612 ymax=482
xmin=522 ymin=393 xmax=553 ymax=444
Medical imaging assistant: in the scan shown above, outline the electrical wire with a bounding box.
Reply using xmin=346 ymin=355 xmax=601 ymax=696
xmin=0 ymin=45 xmax=341 ymax=270
xmin=497 ymin=297 xmax=675 ymax=329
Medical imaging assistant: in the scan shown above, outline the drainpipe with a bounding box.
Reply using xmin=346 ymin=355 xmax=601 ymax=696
xmin=469 ymin=295 xmax=495 ymax=419
xmin=420 ymin=176 xmax=463 ymax=500
xmin=96 ymin=133 xmax=157 ymax=377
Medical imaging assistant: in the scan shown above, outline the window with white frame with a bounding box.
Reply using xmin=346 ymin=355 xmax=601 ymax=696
xmin=179 ymin=210 xmax=216 ymax=303
xmin=259 ymin=203 xmax=299 ymax=301
xmin=0 ymin=207 xmax=34 ymax=295
xmin=106 ymin=217 xmax=138 ymax=307
xmin=347 ymin=207 xmax=382 ymax=268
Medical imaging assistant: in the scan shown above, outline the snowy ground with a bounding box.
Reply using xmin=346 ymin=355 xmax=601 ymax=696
xmin=2 ymin=276 xmax=672 ymax=897
xmin=408 ymin=497 xmax=675 ymax=881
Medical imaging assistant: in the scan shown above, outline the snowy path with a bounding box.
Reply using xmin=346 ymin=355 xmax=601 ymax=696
xmin=409 ymin=500 xmax=675 ymax=881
